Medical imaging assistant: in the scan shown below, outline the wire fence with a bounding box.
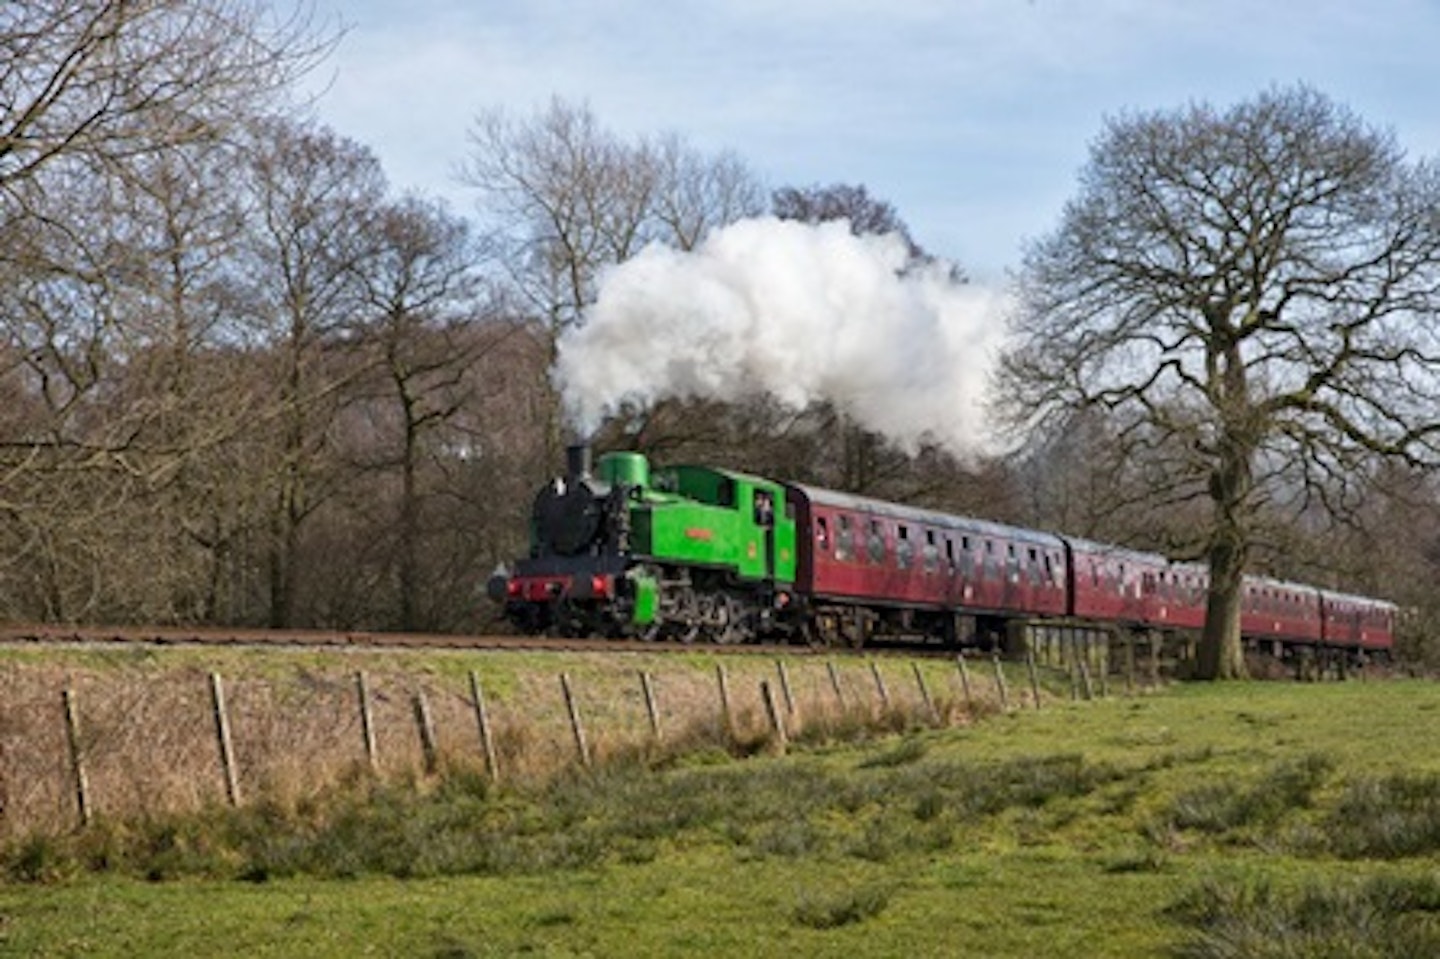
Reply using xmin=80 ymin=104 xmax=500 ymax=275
xmin=0 ymin=651 xmax=1107 ymax=836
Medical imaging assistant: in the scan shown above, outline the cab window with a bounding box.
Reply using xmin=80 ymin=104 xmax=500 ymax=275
xmin=753 ymin=490 xmax=774 ymax=528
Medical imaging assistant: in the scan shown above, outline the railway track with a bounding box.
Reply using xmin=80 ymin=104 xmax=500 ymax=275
xmin=0 ymin=623 xmax=951 ymax=657
xmin=0 ymin=624 xmax=967 ymax=653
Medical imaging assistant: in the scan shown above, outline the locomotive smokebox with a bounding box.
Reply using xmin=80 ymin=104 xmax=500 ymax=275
xmin=565 ymin=443 xmax=592 ymax=481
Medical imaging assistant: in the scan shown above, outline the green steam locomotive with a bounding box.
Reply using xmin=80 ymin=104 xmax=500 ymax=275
xmin=489 ymin=446 xmax=799 ymax=642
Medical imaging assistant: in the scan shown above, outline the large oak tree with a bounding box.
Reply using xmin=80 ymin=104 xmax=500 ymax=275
xmin=998 ymin=85 xmax=1440 ymax=678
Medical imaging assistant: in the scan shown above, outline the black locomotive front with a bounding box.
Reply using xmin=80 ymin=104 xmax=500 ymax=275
xmin=487 ymin=445 xmax=633 ymax=635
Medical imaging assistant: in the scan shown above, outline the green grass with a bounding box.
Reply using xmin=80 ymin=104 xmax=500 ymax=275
xmin=3 ymin=674 xmax=1440 ymax=957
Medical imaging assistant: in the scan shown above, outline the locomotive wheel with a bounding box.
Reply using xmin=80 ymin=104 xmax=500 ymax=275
xmin=713 ymin=595 xmax=746 ymax=645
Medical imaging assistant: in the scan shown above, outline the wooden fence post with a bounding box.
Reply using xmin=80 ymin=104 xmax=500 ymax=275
xmin=209 ymin=672 xmax=241 ymax=807
xmin=62 ymin=687 xmax=92 ymax=828
xmin=413 ymin=689 xmax=439 ymax=774
xmin=639 ymin=670 xmax=662 ymax=742
xmin=469 ymin=671 xmax=499 ymax=782
xmin=760 ymin=681 xmax=788 ymax=754
xmin=560 ymin=673 xmax=591 ymax=768
xmin=1025 ymin=648 xmax=1043 ymax=711
xmin=715 ymin=663 xmax=733 ymax=738
xmin=775 ymin=660 xmax=796 ymax=717
xmin=827 ymin=661 xmax=845 ymax=709
xmin=991 ymin=654 xmax=1010 ymax=712
xmin=870 ymin=660 xmax=891 ymax=710
xmin=1066 ymin=633 xmax=1081 ymax=700
xmin=1125 ymin=631 xmax=1136 ymax=694
xmin=356 ymin=671 xmax=378 ymax=771
xmin=912 ymin=663 xmax=939 ymax=724
xmin=1098 ymin=633 xmax=1110 ymax=697
xmin=955 ymin=653 xmax=974 ymax=713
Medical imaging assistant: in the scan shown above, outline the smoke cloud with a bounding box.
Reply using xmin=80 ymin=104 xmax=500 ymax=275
xmin=555 ymin=217 xmax=1010 ymax=456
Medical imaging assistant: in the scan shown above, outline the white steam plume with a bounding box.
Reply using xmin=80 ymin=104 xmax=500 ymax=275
xmin=555 ymin=216 xmax=1011 ymax=456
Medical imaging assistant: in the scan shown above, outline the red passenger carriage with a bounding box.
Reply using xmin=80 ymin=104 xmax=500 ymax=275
xmin=1240 ymin=575 xmax=1323 ymax=644
xmin=1320 ymin=590 xmax=1396 ymax=653
xmin=786 ymin=484 xmax=1065 ymax=642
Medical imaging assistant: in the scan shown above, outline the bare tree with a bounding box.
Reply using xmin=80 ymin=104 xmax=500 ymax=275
xmin=772 ymin=182 xmax=922 ymax=259
xmin=461 ymin=99 xmax=653 ymax=336
xmin=347 ymin=194 xmax=492 ymax=630
xmin=236 ymin=117 xmax=387 ymax=627
xmin=997 ymin=85 xmax=1440 ymax=679
xmin=0 ymin=0 xmax=331 ymax=196
xmin=651 ymin=134 xmax=766 ymax=251
xmin=460 ymin=98 xmax=765 ymax=463
xmin=0 ymin=0 xmax=333 ymax=625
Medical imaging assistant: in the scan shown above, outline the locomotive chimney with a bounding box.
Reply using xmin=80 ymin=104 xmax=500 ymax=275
xmin=565 ymin=443 xmax=592 ymax=481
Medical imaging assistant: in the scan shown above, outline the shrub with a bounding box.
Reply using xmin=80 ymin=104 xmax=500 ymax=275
xmin=1323 ymin=772 xmax=1440 ymax=859
xmin=7 ymin=833 xmax=73 ymax=884
xmin=856 ymin=736 xmax=928 ymax=769
xmin=1170 ymin=874 xmax=1440 ymax=959
xmin=1163 ymin=753 xmax=1333 ymax=837
xmin=792 ymin=883 xmax=892 ymax=929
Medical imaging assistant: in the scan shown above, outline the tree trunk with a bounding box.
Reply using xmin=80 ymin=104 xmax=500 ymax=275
xmin=398 ymin=412 xmax=420 ymax=632
xmin=1198 ymin=537 xmax=1247 ymax=679
xmin=268 ymin=388 xmax=305 ymax=629
xmin=1196 ymin=413 xmax=1253 ymax=680
xmin=266 ymin=503 xmax=293 ymax=629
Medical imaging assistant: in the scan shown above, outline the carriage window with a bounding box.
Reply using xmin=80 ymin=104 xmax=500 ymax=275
xmin=867 ymin=520 xmax=885 ymax=564
xmin=837 ymin=515 xmax=854 ymax=561
xmin=896 ymin=525 xmax=912 ymax=570
xmin=1007 ymin=544 xmax=1020 ymax=584
xmin=816 ymin=517 xmax=830 ymax=551
xmin=924 ymin=530 xmax=939 ymax=573
xmin=944 ymin=537 xmax=956 ymax=573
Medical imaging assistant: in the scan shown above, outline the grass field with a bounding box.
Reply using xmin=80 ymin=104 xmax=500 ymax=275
xmin=2 ymin=651 xmax=1439 ymax=957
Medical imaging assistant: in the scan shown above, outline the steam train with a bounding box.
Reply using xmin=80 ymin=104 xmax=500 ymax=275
xmin=488 ymin=446 xmax=1396 ymax=661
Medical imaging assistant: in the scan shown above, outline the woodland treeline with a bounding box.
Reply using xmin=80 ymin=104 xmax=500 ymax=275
xmin=1 ymin=3 xmax=1436 ymax=661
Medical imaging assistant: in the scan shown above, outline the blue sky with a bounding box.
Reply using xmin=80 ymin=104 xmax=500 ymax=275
xmin=307 ymin=0 xmax=1440 ymax=281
